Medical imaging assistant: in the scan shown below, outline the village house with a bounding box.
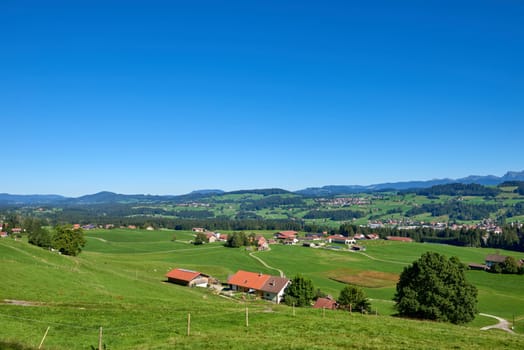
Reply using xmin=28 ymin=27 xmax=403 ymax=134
xmin=0 ymin=232 xmax=8 ymax=238
xmin=256 ymin=235 xmax=269 ymax=251
xmin=192 ymin=227 xmax=205 ymax=233
xmin=205 ymin=232 xmax=218 ymax=243
xmin=366 ymin=233 xmax=380 ymax=240
xmin=275 ymin=230 xmax=298 ymax=240
xmin=304 ymin=233 xmax=322 ymax=241
xmin=227 ymin=270 xmax=290 ymax=304
xmin=165 ymin=268 xmax=209 ymax=288
xmin=484 ymin=254 xmax=508 ymax=269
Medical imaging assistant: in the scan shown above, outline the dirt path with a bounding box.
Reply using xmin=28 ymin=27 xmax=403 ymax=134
xmin=249 ymin=252 xmax=285 ymax=277
xmin=479 ymin=313 xmax=515 ymax=334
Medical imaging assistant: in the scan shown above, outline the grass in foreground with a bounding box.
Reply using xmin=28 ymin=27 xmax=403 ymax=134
xmin=1 ymin=232 xmax=524 ymax=349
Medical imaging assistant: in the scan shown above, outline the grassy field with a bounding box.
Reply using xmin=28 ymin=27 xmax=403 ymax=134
xmin=1 ymin=229 xmax=524 ymax=349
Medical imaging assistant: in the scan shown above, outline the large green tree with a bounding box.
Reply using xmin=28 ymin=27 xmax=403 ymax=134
xmin=52 ymin=225 xmax=86 ymax=256
xmin=284 ymin=275 xmax=315 ymax=307
xmin=27 ymin=218 xmax=52 ymax=248
xmin=394 ymin=252 xmax=477 ymax=324
xmin=338 ymin=285 xmax=371 ymax=312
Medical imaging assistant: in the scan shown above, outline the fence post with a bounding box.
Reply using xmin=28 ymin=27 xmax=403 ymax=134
xmin=98 ymin=327 xmax=103 ymax=350
xmin=38 ymin=326 xmax=50 ymax=349
xmin=245 ymin=306 xmax=249 ymax=328
xmin=187 ymin=313 xmax=191 ymax=336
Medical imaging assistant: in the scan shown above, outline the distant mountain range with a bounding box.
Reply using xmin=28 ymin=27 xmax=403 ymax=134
xmin=296 ymin=170 xmax=524 ymax=196
xmin=1 ymin=170 xmax=523 ymax=205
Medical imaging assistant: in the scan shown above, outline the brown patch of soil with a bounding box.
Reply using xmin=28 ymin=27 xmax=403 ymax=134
xmin=327 ymin=269 xmax=399 ymax=288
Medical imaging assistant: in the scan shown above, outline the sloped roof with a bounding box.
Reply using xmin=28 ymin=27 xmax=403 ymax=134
xmin=165 ymin=268 xmax=204 ymax=282
xmin=313 ymin=297 xmax=337 ymax=309
xmin=260 ymin=277 xmax=290 ymax=294
xmin=485 ymin=254 xmax=507 ymax=263
xmin=277 ymin=231 xmax=298 ymax=237
xmin=227 ymin=270 xmax=271 ymax=290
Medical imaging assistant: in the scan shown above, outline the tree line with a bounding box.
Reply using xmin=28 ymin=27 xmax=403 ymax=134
xmin=405 ymin=201 xmax=500 ymax=221
xmin=405 ymin=183 xmax=500 ymax=197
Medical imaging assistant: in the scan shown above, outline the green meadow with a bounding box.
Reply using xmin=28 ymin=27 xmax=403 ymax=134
xmin=1 ymin=229 xmax=524 ymax=349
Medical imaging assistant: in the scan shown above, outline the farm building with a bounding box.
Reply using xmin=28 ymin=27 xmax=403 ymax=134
xmin=484 ymin=254 xmax=508 ymax=269
xmin=227 ymin=270 xmax=290 ymax=304
xmin=468 ymin=263 xmax=487 ymax=270
xmin=327 ymin=234 xmax=356 ymax=245
xmin=165 ymin=268 xmax=209 ymax=287
xmin=256 ymin=235 xmax=269 ymax=250
xmin=313 ymin=296 xmax=338 ymax=310
xmin=275 ymin=230 xmax=298 ymax=240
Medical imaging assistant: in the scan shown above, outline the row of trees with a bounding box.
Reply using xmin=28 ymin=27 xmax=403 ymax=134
xmin=303 ymin=209 xmax=365 ymax=220
xmin=405 ymin=201 xmax=500 ymax=221
xmin=407 ymin=183 xmax=500 ymax=197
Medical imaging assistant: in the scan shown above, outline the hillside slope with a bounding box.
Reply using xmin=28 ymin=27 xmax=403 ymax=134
xmin=1 ymin=236 xmax=524 ymax=349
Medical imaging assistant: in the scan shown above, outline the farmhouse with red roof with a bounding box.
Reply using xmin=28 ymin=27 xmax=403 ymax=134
xmin=165 ymin=268 xmax=209 ymax=288
xmin=227 ymin=270 xmax=290 ymax=304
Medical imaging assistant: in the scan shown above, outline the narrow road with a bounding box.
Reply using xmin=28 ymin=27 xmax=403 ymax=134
xmin=479 ymin=313 xmax=515 ymax=334
xmin=249 ymin=252 xmax=284 ymax=277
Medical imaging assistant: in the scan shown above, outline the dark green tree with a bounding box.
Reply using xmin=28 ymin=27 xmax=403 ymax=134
xmin=27 ymin=219 xmax=52 ymax=248
xmin=500 ymin=256 xmax=520 ymax=274
xmin=394 ymin=252 xmax=477 ymax=324
xmin=52 ymin=225 xmax=86 ymax=256
xmin=338 ymin=285 xmax=371 ymax=312
xmin=284 ymin=274 xmax=315 ymax=307
xmin=193 ymin=232 xmax=207 ymax=245
xmin=225 ymin=232 xmax=249 ymax=248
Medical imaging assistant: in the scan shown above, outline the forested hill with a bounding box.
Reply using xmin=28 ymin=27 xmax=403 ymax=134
xmin=1 ymin=170 xmax=524 ymax=205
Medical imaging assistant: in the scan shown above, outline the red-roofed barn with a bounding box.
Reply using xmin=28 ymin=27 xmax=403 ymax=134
xmin=165 ymin=268 xmax=209 ymax=288
xmin=313 ymin=296 xmax=338 ymax=310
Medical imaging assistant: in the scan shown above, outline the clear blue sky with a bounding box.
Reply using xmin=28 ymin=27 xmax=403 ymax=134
xmin=1 ymin=0 xmax=523 ymax=196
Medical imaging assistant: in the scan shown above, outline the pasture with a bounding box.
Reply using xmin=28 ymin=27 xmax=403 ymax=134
xmin=1 ymin=228 xmax=524 ymax=349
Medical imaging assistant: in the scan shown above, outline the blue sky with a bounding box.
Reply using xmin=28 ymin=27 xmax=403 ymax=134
xmin=1 ymin=0 xmax=523 ymax=196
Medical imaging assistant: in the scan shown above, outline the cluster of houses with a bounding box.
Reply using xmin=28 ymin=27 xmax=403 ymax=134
xmin=164 ymin=267 xmax=369 ymax=308
xmin=165 ymin=268 xmax=290 ymax=304
xmin=315 ymin=197 xmax=373 ymax=207
xmin=367 ymin=219 xmax=507 ymax=235
xmin=192 ymin=227 xmax=229 ymax=243
xmin=272 ymin=230 xmax=383 ymax=251
xmin=0 ymin=224 xmax=22 ymax=238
